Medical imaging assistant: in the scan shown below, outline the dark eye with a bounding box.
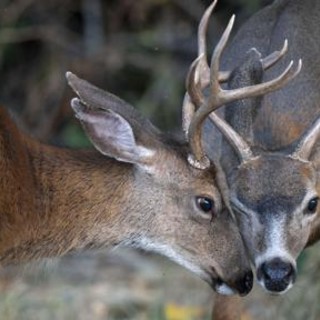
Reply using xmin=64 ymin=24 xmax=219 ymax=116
xmin=307 ymin=197 xmax=319 ymax=214
xmin=196 ymin=197 xmax=214 ymax=214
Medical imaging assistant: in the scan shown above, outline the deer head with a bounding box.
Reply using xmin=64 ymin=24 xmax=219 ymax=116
xmin=64 ymin=11 xmax=256 ymax=295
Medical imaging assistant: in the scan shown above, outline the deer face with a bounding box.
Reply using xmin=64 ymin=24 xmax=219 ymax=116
xmin=229 ymin=154 xmax=319 ymax=293
xmin=131 ymin=147 xmax=253 ymax=296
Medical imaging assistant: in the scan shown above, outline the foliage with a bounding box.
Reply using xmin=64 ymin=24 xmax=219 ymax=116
xmin=0 ymin=0 xmax=262 ymax=145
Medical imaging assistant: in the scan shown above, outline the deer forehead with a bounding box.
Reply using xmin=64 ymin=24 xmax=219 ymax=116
xmin=137 ymin=148 xmax=219 ymax=195
xmin=231 ymin=155 xmax=317 ymax=212
xmin=156 ymin=148 xmax=217 ymax=183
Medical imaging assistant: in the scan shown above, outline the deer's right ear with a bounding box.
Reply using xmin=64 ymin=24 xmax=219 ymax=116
xmin=71 ymin=98 xmax=155 ymax=165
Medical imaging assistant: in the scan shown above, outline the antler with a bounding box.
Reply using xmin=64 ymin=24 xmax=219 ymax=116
xmin=184 ymin=1 xmax=302 ymax=167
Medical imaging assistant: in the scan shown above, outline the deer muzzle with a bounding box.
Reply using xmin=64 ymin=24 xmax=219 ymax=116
xmin=212 ymin=270 xmax=253 ymax=296
xmin=257 ymin=257 xmax=296 ymax=293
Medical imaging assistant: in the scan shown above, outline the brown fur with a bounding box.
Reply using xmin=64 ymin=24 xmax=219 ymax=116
xmin=212 ymin=295 xmax=242 ymax=320
xmin=0 ymin=102 xmax=253 ymax=295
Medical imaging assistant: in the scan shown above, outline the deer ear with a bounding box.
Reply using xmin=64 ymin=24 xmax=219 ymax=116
xmin=292 ymin=117 xmax=320 ymax=162
xmin=71 ymin=98 xmax=155 ymax=165
xmin=66 ymin=72 xmax=160 ymax=137
xmin=309 ymin=145 xmax=320 ymax=171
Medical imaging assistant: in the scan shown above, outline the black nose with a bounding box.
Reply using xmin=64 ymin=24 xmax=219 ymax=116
xmin=235 ymin=270 xmax=253 ymax=296
xmin=258 ymin=258 xmax=296 ymax=293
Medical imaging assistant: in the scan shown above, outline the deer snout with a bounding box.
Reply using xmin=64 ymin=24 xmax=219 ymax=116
xmin=257 ymin=258 xmax=296 ymax=293
xmin=234 ymin=270 xmax=254 ymax=296
xmin=213 ymin=270 xmax=253 ymax=296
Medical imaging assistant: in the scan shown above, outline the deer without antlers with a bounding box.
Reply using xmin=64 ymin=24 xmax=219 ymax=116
xmin=0 ymin=12 xmax=258 ymax=295
xmin=189 ymin=0 xmax=320 ymax=304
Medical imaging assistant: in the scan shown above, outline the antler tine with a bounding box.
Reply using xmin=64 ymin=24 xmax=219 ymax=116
xmin=187 ymin=14 xmax=236 ymax=169
xmin=210 ymin=15 xmax=236 ymax=93
xmin=209 ymin=112 xmax=254 ymax=161
xmin=187 ymin=55 xmax=206 ymax=107
xmin=182 ymin=1 xmax=216 ymax=138
xmin=218 ymin=58 xmax=302 ymax=105
xmin=182 ymin=55 xmax=205 ymax=135
xmin=185 ymin=56 xmax=212 ymax=169
xmin=197 ymin=0 xmax=217 ymax=87
xmin=182 ymin=1 xmax=217 ymax=137
xmin=197 ymin=1 xmax=234 ymax=85
xmin=218 ymin=39 xmax=289 ymax=83
xmin=261 ymin=39 xmax=288 ymax=70
xmin=198 ymin=1 xmax=217 ymax=56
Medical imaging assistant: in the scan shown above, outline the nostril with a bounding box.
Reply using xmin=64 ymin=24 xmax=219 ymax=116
xmin=215 ymin=277 xmax=223 ymax=287
xmin=244 ymin=270 xmax=254 ymax=291
xmin=236 ymin=270 xmax=253 ymax=296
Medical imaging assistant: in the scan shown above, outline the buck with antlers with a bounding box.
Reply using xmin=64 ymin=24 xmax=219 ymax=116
xmin=186 ymin=0 xmax=320 ymax=304
xmin=0 ymin=15 xmax=262 ymax=296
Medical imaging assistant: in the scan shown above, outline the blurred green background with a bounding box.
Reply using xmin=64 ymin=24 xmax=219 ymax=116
xmin=0 ymin=0 xmax=268 ymax=145
xmin=2 ymin=1 xmax=320 ymax=319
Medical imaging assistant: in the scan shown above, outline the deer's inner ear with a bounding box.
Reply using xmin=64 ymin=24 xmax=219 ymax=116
xmin=71 ymin=98 xmax=156 ymax=165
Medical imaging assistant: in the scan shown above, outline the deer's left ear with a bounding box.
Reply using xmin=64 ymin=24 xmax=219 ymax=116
xmin=71 ymin=98 xmax=156 ymax=165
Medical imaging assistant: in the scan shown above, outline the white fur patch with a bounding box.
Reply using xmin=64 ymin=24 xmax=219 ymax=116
xmin=135 ymin=146 xmax=157 ymax=173
xmin=137 ymin=146 xmax=156 ymax=159
xmin=255 ymin=217 xmax=296 ymax=293
xmin=255 ymin=216 xmax=296 ymax=267
xmin=124 ymin=236 xmax=206 ymax=278
xmin=118 ymin=236 xmax=238 ymax=296
xmin=215 ymin=283 xmax=236 ymax=296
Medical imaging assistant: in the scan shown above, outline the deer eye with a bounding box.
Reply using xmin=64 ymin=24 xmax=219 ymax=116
xmin=196 ymin=196 xmax=214 ymax=215
xmin=306 ymin=197 xmax=319 ymax=214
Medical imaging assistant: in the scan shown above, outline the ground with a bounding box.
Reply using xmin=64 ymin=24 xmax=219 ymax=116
xmin=0 ymin=242 xmax=320 ymax=320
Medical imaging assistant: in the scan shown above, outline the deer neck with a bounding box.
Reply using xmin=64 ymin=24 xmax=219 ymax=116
xmin=0 ymin=119 xmax=144 ymax=264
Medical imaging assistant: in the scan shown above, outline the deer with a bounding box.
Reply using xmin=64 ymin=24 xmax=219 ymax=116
xmin=184 ymin=0 xmax=320 ymax=318
xmin=0 ymin=8 xmax=267 ymax=297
